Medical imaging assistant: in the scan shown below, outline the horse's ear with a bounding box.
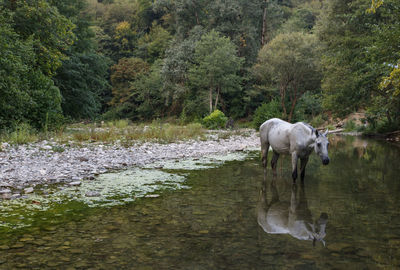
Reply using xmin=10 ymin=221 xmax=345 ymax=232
xmin=323 ymin=129 xmax=329 ymax=136
xmin=321 ymin=239 xmax=326 ymax=247
xmin=315 ymin=129 xmax=319 ymax=137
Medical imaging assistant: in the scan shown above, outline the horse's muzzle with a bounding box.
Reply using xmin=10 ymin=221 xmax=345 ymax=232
xmin=322 ymin=158 xmax=330 ymax=165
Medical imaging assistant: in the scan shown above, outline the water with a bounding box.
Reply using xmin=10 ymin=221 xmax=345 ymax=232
xmin=0 ymin=136 xmax=400 ymax=269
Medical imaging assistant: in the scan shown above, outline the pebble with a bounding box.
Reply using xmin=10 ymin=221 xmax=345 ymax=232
xmin=69 ymin=249 xmax=84 ymax=254
xmin=24 ymin=187 xmax=34 ymax=194
xmin=0 ymin=245 xmax=10 ymax=250
xmin=11 ymin=193 xmax=21 ymax=199
xmin=327 ymin=242 xmax=352 ymax=252
xmin=11 ymin=243 xmax=24 ymax=249
xmin=43 ymin=145 xmax=53 ymax=150
xmin=1 ymin=193 xmax=11 ymax=200
xmin=0 ymin=182 xmax=12 ymax=187
xmin=69 ymin=181 xmax=82 ymax=186
xmin=144 ymin=194 xmax=160 ymax=198
xmin=19 ymin=237 xmax=34 ymax=242
xmin=85 ymin=191 xmax=100 ymax=197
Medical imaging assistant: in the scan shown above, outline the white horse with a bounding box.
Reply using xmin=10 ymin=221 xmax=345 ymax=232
xmin=257 ymin=176 xmax=328 ymax=246
xmin=260 ymin=118 xmax=329 ymax=182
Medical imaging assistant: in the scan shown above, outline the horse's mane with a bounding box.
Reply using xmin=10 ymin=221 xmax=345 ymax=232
xmin=302 ymin=122 xmax=317 ymax=136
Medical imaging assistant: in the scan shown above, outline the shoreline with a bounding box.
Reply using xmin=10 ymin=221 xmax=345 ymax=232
xmin=0 ymin=129 xmax=260 ymax=196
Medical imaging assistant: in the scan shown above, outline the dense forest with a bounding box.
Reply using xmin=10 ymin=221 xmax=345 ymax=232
xmin=0 ymin=0 xmax=399 ymax=132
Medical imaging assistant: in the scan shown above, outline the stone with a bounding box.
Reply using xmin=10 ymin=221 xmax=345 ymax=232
xmin=0 ymin=182 xmax=12 ymax=187
xmin=327 ymin=242 xmax=352 ymax=252
xmin=85 ymin=191 xmax=100 ymax=197
xmin=69 ymin=249 xmax=84 ymax=254
xmin=11 ymin=193 xmax=21 ymax=199
xmin=1 ymin=193 xmax=11 ymax=200
xmin=11 ymin=243 xmax=24 ymax=249
xmin=24 ymin=187 xmax=34 ymax=194
xmin=69 ymin=181 xmax=82 ymax=186
xmin=0 ymin=245 xmax=10 ymax=250
xmin=19 ymin=237 xmax=34 ymax=242
xmin=145 ymin=194 xmax=160 ymax=198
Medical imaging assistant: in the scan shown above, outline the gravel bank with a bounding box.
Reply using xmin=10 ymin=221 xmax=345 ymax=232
xmin=0 ymin=130 xmax=260 ymax=194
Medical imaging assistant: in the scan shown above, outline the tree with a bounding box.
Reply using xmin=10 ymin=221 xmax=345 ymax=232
xmin=161 ymin=26 xmax=205 ymax=115
xmin=253 ymin=32 xmax=321 ymax=122
xmin=131 ymin=60 xmax=166 ymax=119
xmin=53 ymin=53 xmax=111 ymax=119
xmin=11 ymin=0 xmax=75 ymax=75
xmin=365 ymin=0 xmax=400 ymax=127
xmin=51 ymin=0 xmax=111 ymax=120
xmin=0 ymin=5 xmax=63 ymax=130
xmin=317 ymin=0 xmax=400 ymax=127
xmin=189 ymin=30 xmax=243 ymax=114
xmin=138 ymin=22 xmax=172 ymax=63
xmin=110 ymin=57 xmax=150 ymax=106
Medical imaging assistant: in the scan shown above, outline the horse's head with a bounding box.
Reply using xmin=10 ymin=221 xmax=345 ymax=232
xmin=314 ymin=130 xmax=330 ymax=165
xmin=312 ymin=212 xmax=328 ymax=247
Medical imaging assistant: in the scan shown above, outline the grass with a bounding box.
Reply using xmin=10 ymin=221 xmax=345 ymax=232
xmin=0 ymin=123 xmax=38 ymax=145
xmin=123 ymin=122 xmax=205 ymax=143
xmin=70 ymin=122 xmax=207 ymax=144
xmin=0 ymin=119 xmax=255 ymax=147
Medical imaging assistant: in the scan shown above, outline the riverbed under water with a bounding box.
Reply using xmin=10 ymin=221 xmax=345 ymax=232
xmin=0 ymin=135 xmax=400 ymax=269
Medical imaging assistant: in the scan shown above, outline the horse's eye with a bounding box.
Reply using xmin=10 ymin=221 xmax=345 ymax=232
xmin=317 ymin=143 xmax=321 ymax=147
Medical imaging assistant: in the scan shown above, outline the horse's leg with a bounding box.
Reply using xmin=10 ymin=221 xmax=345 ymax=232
xmin=261 ymin=141 xmax=270 ymax=169
xmin=291 ymin=152 xmax=298 ymax=183
xmin=290 ymin=182 xmax=298 ymax=213
xmin=271 ymin=151 xmax=280 ymax=176
xmin=300 ymin=156 xmax=309 ymax=182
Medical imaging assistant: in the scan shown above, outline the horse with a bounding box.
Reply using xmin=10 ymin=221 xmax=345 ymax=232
xmin=260 ymin=118 xmax=330 ymax=182
xmin=257 ymin=175 xmax=328 ymax=246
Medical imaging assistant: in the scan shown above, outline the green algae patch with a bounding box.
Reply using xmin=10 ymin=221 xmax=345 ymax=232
xmin=143 ymin=152 xmax=251 ymax=171
xmin=0 ymin=151 xmax=255 ymax=231
xmin=0 ymin=168 xmax=186 ymax=230
xmin=57 ymin=168 xmax=187 ymax=207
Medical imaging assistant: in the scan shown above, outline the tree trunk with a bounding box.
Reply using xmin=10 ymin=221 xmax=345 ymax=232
xmin=209 ymin=87 xmax=213 ymax=113
xmin=214 ymin=86 xmax=220 ymax=111
xmin=195 ymin=11 xmax=200 ymax=25
xmin=386 ymin=110 xmax=392 ymax=125
xmin=261 ymin=0 xmax=269 ymax=45
xmin=279 ymin=82 xmax=287 ymax=120
xmin=288 ymin=95 xmax=298 ymax=123
xmin=288 ymin=83 xmax=300 ymax=123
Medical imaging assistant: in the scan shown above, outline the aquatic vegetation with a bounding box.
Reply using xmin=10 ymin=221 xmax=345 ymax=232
xmin=144 ymin=152 xmax=250 ymax=170
xmin=57 ymin=169 xmax=187 ymax=207
xmin=0 ymin=151 xmax=253 ymax=230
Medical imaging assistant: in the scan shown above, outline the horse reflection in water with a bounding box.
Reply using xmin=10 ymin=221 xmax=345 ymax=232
xmin=257 ymin=174 xmax=328 ymax=246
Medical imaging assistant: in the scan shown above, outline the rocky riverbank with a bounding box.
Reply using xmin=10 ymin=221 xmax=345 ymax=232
xmin=0 ymin=129 xmax=260 ymax=198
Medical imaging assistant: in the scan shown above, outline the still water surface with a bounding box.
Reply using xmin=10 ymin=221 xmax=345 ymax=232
xmin=0 ymin=135 xmax=400 ymax=269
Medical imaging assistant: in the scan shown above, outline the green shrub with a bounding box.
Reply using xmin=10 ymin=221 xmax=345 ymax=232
xmin=202 ymin=110 xmax=228 ymax=129
xmin=310 ymin=114 xmax=325 ymax=128
xmin=252 ymin=100 xmax=282 ymax=129
xmin=344 ymin=120 xmax=357 ymax=131
xmin=8 ymin=123 xmax=38 ymax=144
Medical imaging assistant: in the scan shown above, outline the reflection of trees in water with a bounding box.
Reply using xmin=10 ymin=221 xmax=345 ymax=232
xmin=309 ymin=136 xmax=400 ymax=266
xmin=257 ymin=173 xmax=328 ymax=246
xmin=320 ymin=135 xmax=400 ymax=192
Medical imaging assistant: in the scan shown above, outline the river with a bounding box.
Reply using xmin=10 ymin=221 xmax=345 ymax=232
xmin=0 ymin=135 xmax=399 ymax=269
